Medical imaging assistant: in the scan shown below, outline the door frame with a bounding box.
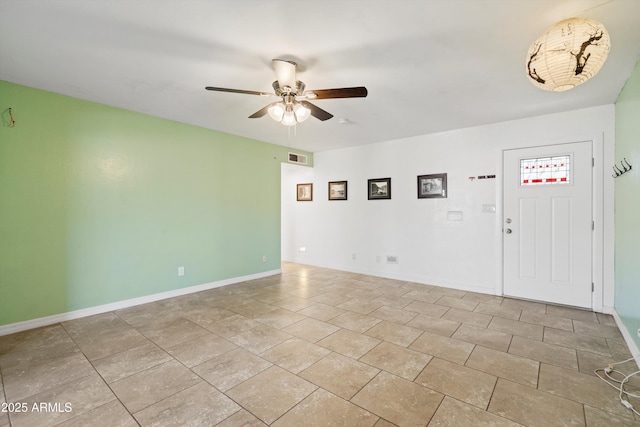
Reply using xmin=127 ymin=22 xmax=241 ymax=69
xmin=498 ymin=133 xmax=606 ymax=312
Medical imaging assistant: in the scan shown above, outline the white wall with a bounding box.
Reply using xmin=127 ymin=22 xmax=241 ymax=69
xmin=282 ymin=104 xmax=615 ymax=311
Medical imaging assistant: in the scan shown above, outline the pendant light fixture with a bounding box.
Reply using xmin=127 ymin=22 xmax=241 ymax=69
xmin=526 ymin=17 xmax=610 ymax=92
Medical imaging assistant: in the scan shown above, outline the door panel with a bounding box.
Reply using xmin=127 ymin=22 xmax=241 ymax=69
xmin=503 ymin=141 xmax=592 ymax=308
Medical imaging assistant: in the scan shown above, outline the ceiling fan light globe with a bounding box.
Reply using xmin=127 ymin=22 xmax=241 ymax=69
xmin=293 ymin=104 xmax=310 ymax=122
xmin=268 ymin=103 xmax=285 ymax=121
xmin=281 ymin=110 xmax=297 ymax=126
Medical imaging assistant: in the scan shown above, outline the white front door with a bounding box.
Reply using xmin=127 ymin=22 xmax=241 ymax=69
xmin=503 ymin=141 xmax=593 ymax=308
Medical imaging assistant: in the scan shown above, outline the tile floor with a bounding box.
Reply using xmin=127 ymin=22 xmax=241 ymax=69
xmin=1 ymin=263 xmax=639 ymax=426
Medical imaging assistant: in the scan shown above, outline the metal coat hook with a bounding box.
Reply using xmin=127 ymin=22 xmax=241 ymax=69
xmin=612 ymin=158 xmax=632 ymax=178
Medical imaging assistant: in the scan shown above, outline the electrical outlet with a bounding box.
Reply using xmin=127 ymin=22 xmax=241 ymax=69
xmin=178 ymin=266 xmax=185 ymax=276
xmin=637 ymin=328 xmax=640 ymax=338
xmin=352 ymin=253 xmax=356 ymax=260
xmin=262 ymin=255 xmax=267 ymax=263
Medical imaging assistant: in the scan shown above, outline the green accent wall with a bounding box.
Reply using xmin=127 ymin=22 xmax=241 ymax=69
xmin=0 ymin=81 xmax=311 ymax=326
xmin=614 ymin=60 xmax=640 ymax=349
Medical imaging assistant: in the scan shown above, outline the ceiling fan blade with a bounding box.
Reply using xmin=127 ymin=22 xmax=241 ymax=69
xmin=304 ymin=87 xmax=368 ymax=99
xmin=248 ymin=103 xmax=276 ymax=119
xmin=205 ymin=86 xmax=272 ymax=96
xmin=300 ymin=101 xmax=333 ymax=121
xmin=273 ymin=59 xmax=297 ymax=90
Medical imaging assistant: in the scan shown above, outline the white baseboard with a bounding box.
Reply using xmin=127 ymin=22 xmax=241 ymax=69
xmin=612 ymin=309 xmax=640 ymax=370
xmin=0 ymin=269 xmax=282 ymax=337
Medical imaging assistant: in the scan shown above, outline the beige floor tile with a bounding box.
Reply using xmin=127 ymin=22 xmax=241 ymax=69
xmin=164 ymin=333 xmax=237 ymax=367
xmin=401 ymin=282 xmax=435 ymax=292
xmin=596 ymin=312 xmax=617 ymax=327
xmin=142 ymin=318 xmax=210 ymax=349
xmin=317 ymin=328 xmax=381 ymax=359
xmin=406 ymin=314 xmax=461 ymax=337
xmin=272 ymin=388 xmax=379 ymax=427
xmin=442 ymin=308 xmax=492 ymax=328
xmin=452 ymin=324 xmax=512 ymax=352
xmin=369 ymin=305 xmax=417 ymax=324
xmin=192 ymin=347 xmax=272 ymax=391
xmin=283 ymin=318 xmax=340 ymax=343
xmin=429 ymin=287 xmax=468 ymax=299
xmin=538 ymin=363 xmax=636 ymax=418
xmin=365 ymin=321 xmax=423 ymax=347
xmin=70 ymin=328 xmax=150 ymax=361
xmin=0 ymin=325 xmax=72 ymax=356
xmin=275 ymin=295 xmax=319 ymax=311
xmin=228 ymin=324 xmax=291 ymax=353
xmin=473 ymin=302 xmax=522 ymax=320
xmin=215 ymin=409 xmax=267 ymax=427
xmin=415 ymin=358 xmax=497 ymax=409
xmin=371 ymin=295 xmax=413 ymax=308
xmin=310 ymin=292 xmax=351 ymax=306
xmin=404 ymin=300 xmax=450 ymax=317
xmin=410 ymin=331 xmax=475 ymax=365
xmin=462 ymin=292 xmax=504 ymax=305
xmin=573 ymin=319 xmax=624 ymax=339
xmin=3 ymin=350 xmax=95 ymax=401
xmin=360 ymin=341 xmax=432 ymax=380
xmin=300 ymin=352 xmax=379 ymax=400
xmin=373 ymin=419 xmax=397 ymax=427
xmin=204 ymin=314 xmax=260 ymax=338
xmin=466 ymin=345 xmax=539 ymax=388
xmin=92 ymin=341 xmax=172 ymax=383
xmin=61 ymin=312 xmax=131 ymax=337
xmin=338 ymin=299 xmax=385 ymax=314
xmin=260 ymin=337 xmax=331 ymax=373
xmin=227 ymin=366 xmax=317 ymax=425
xmin=404 ymin=290 xmax=447 ymax=306
xmin=110 ymin=360 xmax=200 ymax=413
xmin=133 ymin=381 xmax=241 ymax=426
xmin=251 ymin=308 xmax=307 ymax=329
xmin=351 ymin=371 xmax=444 ymax=426
xmin=435 ymin=295 xmax=479 ymax=311
xmin=297 ymin=303 xmax=346 ymax=321
xmin=329 ymin=311 xmax=382 ymax=333
xmin=501 ymin=298 xmax=547 ymax=314
xmin=545 ymin=305 xmax=599 ymax=323
xmin=489 ymin=316 xmax=543 ymax=341
xmin=519 ymin=311 xmax=574 ymax=331
xmin=488 ymin=378 xmax=585 ymax=427
xmin=428 ymin=396 xmax=523 ymax=427
xmin=229 ymin=300 xmax=279 ymax=317
xmin=583 ymin=405 xmax=640 ymax=427
xmin=509 ymin=335 xmax=578 ymax=370
xmin=7 ymin=374 xmax=116 ymax=427
xmin=543 ymin=327 xmax=611 ymax=356
xmin=55 ymin=400 xmax=138 ymax=427
xmin=181 ymin=306 xmax=237 ymax=329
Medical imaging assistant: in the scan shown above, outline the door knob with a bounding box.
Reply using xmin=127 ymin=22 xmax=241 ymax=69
xmin=505 ymin=229 xmax=512 ymax=234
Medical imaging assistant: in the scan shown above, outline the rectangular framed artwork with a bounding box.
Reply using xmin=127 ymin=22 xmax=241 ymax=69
xmin=328 ymin=181 xmax=348 ymax=200
xmin=368 ymin=177 xmax=391 ymax=200
xmin=296 ymin=183 xmax=313 ymax=201
xmin=417 ymin=173 xmax=447 ymax=198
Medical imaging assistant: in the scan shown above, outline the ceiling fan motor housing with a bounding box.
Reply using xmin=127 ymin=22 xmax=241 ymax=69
xmin=272 ymin=80 xmax=306 ymax=96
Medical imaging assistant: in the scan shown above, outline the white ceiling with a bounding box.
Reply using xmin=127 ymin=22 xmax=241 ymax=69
xmin=1 ymin=0 xmax=639 ymax=153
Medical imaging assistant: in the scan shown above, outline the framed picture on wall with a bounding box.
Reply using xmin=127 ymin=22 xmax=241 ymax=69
xmin=417 ymin=173 xmax=447 ymax=198
xmin=297 ymin=183 xmax=313 ymax=201
xmin=368 ymin=177 xmax=391 ymax=200
xmin=328 ymin=181 xmax=348 ymax=200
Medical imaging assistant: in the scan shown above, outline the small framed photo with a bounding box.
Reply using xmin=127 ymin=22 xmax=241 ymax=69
xmin=296 ymin=183 xmax=313 ymax=201
xmin=418 ymin=173 xmax=447 ymax=198
xmin=368 ymin=177 xmax=391 ymax=200
xmin=328 ymin=181 xmax=348 ymax=200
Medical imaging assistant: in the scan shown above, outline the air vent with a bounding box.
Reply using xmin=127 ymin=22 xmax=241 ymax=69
xmin=288 ymin=152 xmax=308 ymax=165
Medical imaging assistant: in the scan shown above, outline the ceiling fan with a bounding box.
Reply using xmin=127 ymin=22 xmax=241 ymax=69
xmin=205 ymin=59 xmax=368 ymax=126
